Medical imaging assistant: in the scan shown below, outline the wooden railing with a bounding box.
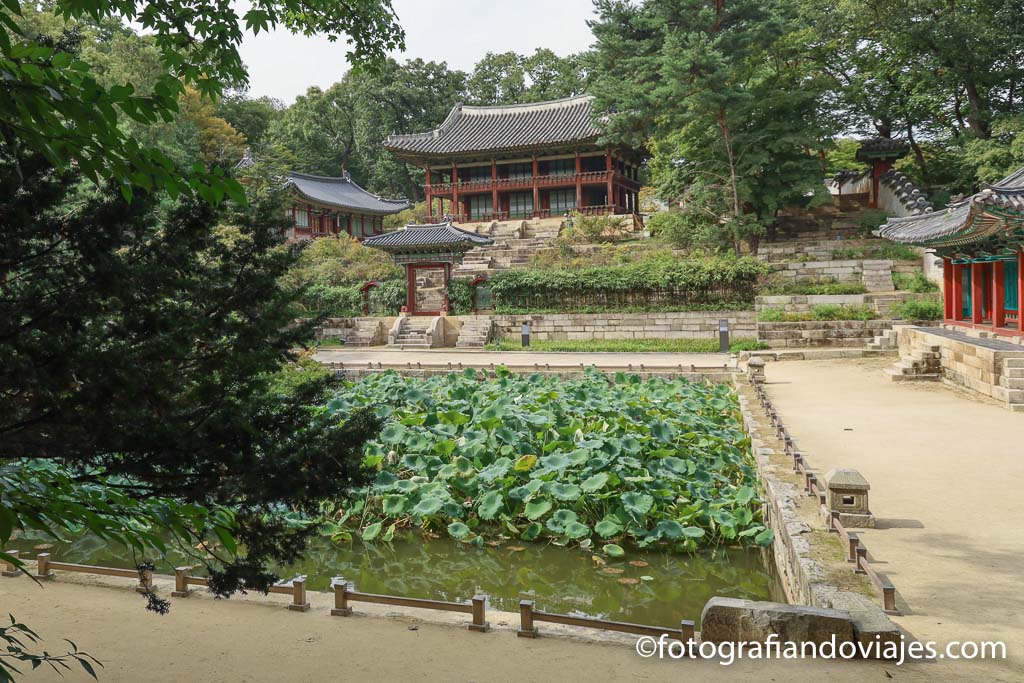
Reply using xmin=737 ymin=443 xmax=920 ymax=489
xmin=5 ymin=551 xmax=699 ymax=639
xmin=426 ymin=206 xmax=630 ymax=224
xmin=331 ymin=577 xmax=489 ymax=631
xmin=426 ymin=171 xmax=640 ymax=196
xmin=518 ymin=600 xmax=695 ymax=651
xmin=750 ymin=380 xmax=901 ymax=615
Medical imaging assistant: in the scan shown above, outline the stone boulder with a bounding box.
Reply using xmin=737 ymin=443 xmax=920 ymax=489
xmin=700 ymin=597 xmax=854 ymax=645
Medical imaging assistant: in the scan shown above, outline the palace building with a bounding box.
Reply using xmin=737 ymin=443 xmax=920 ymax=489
xmin=284 ymin=171 xmax=411 ymax=242
xmin=878 ymin=166 xmax=1024 ymax=336
xmin=383 ymin=95 xmax=642 ymax=223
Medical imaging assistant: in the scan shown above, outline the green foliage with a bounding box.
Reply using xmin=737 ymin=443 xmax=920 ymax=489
xmin=832 ymin=243 xmax=919 ymax=261
xmin=825 ymin=139 xmax=862 ymax=175
xmin=566 ymin=211 xmax=629 ymax=243
xmin=591 ymin=0 xmax=832 ymax=252
xmin=444 ymin=278 xmax=475 ymax=315
xmin=486 ymin=338 xmax=768 ymax=353
xmin=894 ymin=299 xmax=944 ymax=321
xmin=282 ymin=234 xmax=402 ymax=288
xmin=759 ymin=280 xmax=867 ymax=296
xmin=384 ymin=201 xmax=429 ymax=231
xmin=325 ymin=369 xmax=772 ymax=554
xmin=893 ymin=271 xmax=939 ymax=294
xmin=490 ymin=255 xmax=769 ymax=312
xmin=757 ymin=304 xmax=878 ymax=322
xmin=466 ymin=49 xmax=586 ymax=105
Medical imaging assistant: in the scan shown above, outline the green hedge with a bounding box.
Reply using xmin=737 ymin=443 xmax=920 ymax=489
xmin=300 ymin=279 xmax=406 ymax=317
xmin=490 ymin=256 xmax=768 ymax=312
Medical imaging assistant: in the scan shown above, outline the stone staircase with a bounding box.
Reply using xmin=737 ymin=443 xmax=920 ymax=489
xmin=456 ymin=316 xmax=494 ymax=348
xmin=344 ymin=317 xmax=388 ymax=347
xmin=388 ymin=317 xmax=433 ymax=349
xmin=995 ymin=358 xmax=1024 ymax=412
xmin=452 ymin=218 xmax=563 ymax=278
xmin=884 ymin=344 xmax=941 ymax=382
xmin=866 ymin=329 xmax=899 ymax=351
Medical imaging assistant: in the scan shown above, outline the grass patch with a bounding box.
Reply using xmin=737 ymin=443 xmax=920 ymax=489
xmin=831 ymin=243 xmax=920 ymax=261
xmin=485 ymin=338 xmax=767 ymax=353
xmin=757 ymin=304 xmax=878 ymax=322
xmin=758 ymin=280 xmax=867 ymax=296
xmin=495 ymin=302 xmax=755 ymax=315
xmin=892 ymin=271 xmax=939 ymax=293
xmin=893 ymin=299 xmax=944 ymax=320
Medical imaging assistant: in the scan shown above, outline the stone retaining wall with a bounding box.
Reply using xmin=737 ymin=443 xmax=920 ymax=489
xmin=769 ymin=259 xmax=896 ymax=291
xmin=755 ymin=293 xmax=913 ymax=314
xmin=897 ymin=325 xmax=1024 ymax=405
xmin=757 ymin=320 xmax=892 ymax=348
xmin=490 ymin=311 xmax=757 ymax=341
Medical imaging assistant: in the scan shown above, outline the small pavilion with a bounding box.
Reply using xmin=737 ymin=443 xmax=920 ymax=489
xmin=363 ymin=223 xmax=493 ymax=315
xmin=878 ymin=167 xmax=1024 ymax=336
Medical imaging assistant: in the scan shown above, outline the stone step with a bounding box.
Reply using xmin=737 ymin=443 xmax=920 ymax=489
xmin=1001 ymin=377 xmax=1024 ymax=390
xmin=992 ymin=386 xmax=1024 ymax=403
xmin=884 ymin=368 xmax=940 ymax=382
xmin=1004 ymin=358 xmax=1024 ymax=368
xmin=1004 ymin=368 xmax=1024 ymax=379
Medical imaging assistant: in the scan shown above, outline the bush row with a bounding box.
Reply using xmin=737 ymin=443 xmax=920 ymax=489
xmin=490 ymin=256 xmax=768 ymax=313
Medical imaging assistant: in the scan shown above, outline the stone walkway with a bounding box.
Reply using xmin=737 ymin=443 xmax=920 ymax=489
xmin=763 ymin=358 xmax=1024 ymax=681
xmin=315 ymin=347 xmax=736 ymax=370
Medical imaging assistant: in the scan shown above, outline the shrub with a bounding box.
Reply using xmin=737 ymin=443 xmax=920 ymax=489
xmin=893 ymin=271 xmax=939 ymax=293
xmin=567 ymin=211 xmax=629 ymax=243
xmin=759 ymin=279 xmax=867 ymax=296
xmin=444 ymin=278 xmax=474 ymax=315
xmin=894 ymin=299 xmax=944 ymax=320
xmin=831 ymin=243 xmax=920 ymax=261
xmin=490 ymin=255 xmax=769 ymax=312
xmin=281 ymin=234 xmax=401 ymax=290
xmin=303 ymin=283 xmax=362 ymax=316
xmin=384 ymin=201 xmax=428 ymax=231
xmin=811 ymin=304 xmax=875 ymax=321
xmin=758 ymin=304 xmax=877 ymax=322
xmin=368 ymin=280 xmax=407 ymax=314
xmin=757 ymin=307 xmax=787 ymax=322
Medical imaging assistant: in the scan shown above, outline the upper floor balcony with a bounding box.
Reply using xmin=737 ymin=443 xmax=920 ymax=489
xmin=425 ymin=170 xmax=640 ymax=195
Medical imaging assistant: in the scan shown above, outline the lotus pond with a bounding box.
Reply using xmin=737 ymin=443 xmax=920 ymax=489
xmin=325 ymin=368 xmax=773 ymax=556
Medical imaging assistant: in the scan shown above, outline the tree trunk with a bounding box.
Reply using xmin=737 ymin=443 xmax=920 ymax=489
xmin=906 ymin=123 xmax=929 ymax=182
xmin=963 ymin=78 xmax=990 ymax=138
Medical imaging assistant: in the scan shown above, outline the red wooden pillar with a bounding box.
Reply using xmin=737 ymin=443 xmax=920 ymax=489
xmin=994 ymin=261 xmax=1006 ymax=329
xmin=869 ymin=159 xmax=894 ymax=209
xmin=605 ymin=150 xmax=613 ymax=208
xmin=952 ymin=263 xmax=963 ymax=321
xmin=943 ymin=258 xmax=954 ymax=321
xmin=425 ymin=165 xmax=433 ymax=220
xmin=406 ymin=265 xmax=415 ymax=312
xmin=532 ymin=157 xmax=539 ymax=218
xmin=971 ymin=262 xmax=984 ymax=324
xmin=575 ymin=152 xmax=582 ymax=209
xmin=490 ymin=160 xmax=498 ymax=220
xmin=1019 ymin=247 xmax=1024 ymax=333
xmin=451 ymin=163 xmax=459 ymax=222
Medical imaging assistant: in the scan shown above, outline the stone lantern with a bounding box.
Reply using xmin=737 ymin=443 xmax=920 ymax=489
xmin=825 ymin=468 xmax=874 ymax=528
xmin=746 ymin=356 xmax=766 ymax=383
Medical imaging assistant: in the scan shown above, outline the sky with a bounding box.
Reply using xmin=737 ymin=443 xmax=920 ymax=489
xmin=237 ymin=0 xmax=600 ymax=103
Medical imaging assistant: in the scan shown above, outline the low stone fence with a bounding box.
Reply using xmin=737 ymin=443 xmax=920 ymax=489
xmin=757 ymin=320 xmax=893 ymax=348
xmin=491 ymin=311 xmax=757 ymax=341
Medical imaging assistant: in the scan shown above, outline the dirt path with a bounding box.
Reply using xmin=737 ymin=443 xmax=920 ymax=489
xmin=763 ymin=358 xmax=1024 ymax=681
xmin=2 ymin=572 xmax=927 ymax=683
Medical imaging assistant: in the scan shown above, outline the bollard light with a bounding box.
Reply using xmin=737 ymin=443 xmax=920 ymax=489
xmin=718 ymin=318 xmax=730 ymax=353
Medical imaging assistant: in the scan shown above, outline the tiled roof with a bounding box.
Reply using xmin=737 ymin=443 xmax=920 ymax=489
xmin=363 ymin=222 xmax=494 ymax=253
xmin=856 ymin=137 xmax=909 ymax=161
xmin=877 ymin=166 xmax=1024 ymax=247
xmin=287 ymin=171 xmax=411 ymax=215
xmin=383 ymin=96 xmax=602 ymax=160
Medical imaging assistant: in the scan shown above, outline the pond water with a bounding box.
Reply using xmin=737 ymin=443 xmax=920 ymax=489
xmin=9 ymin=534 xmax=781 ymax=627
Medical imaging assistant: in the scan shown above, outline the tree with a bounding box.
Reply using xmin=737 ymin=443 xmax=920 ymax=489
xmin=216 ymin=90 xmax=284 ymax=147
xmin=591 ymin=0 xmax=831 ymax=252
xmin=466 ymin=51 xmax=527 ymax=105
xmin=180 ymin=85 xmax=249 ymax=166
xmin=0 ymin=0 xmax=404 ymax=200
xmin=1 ymin=0 xmax=403 ymax=674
